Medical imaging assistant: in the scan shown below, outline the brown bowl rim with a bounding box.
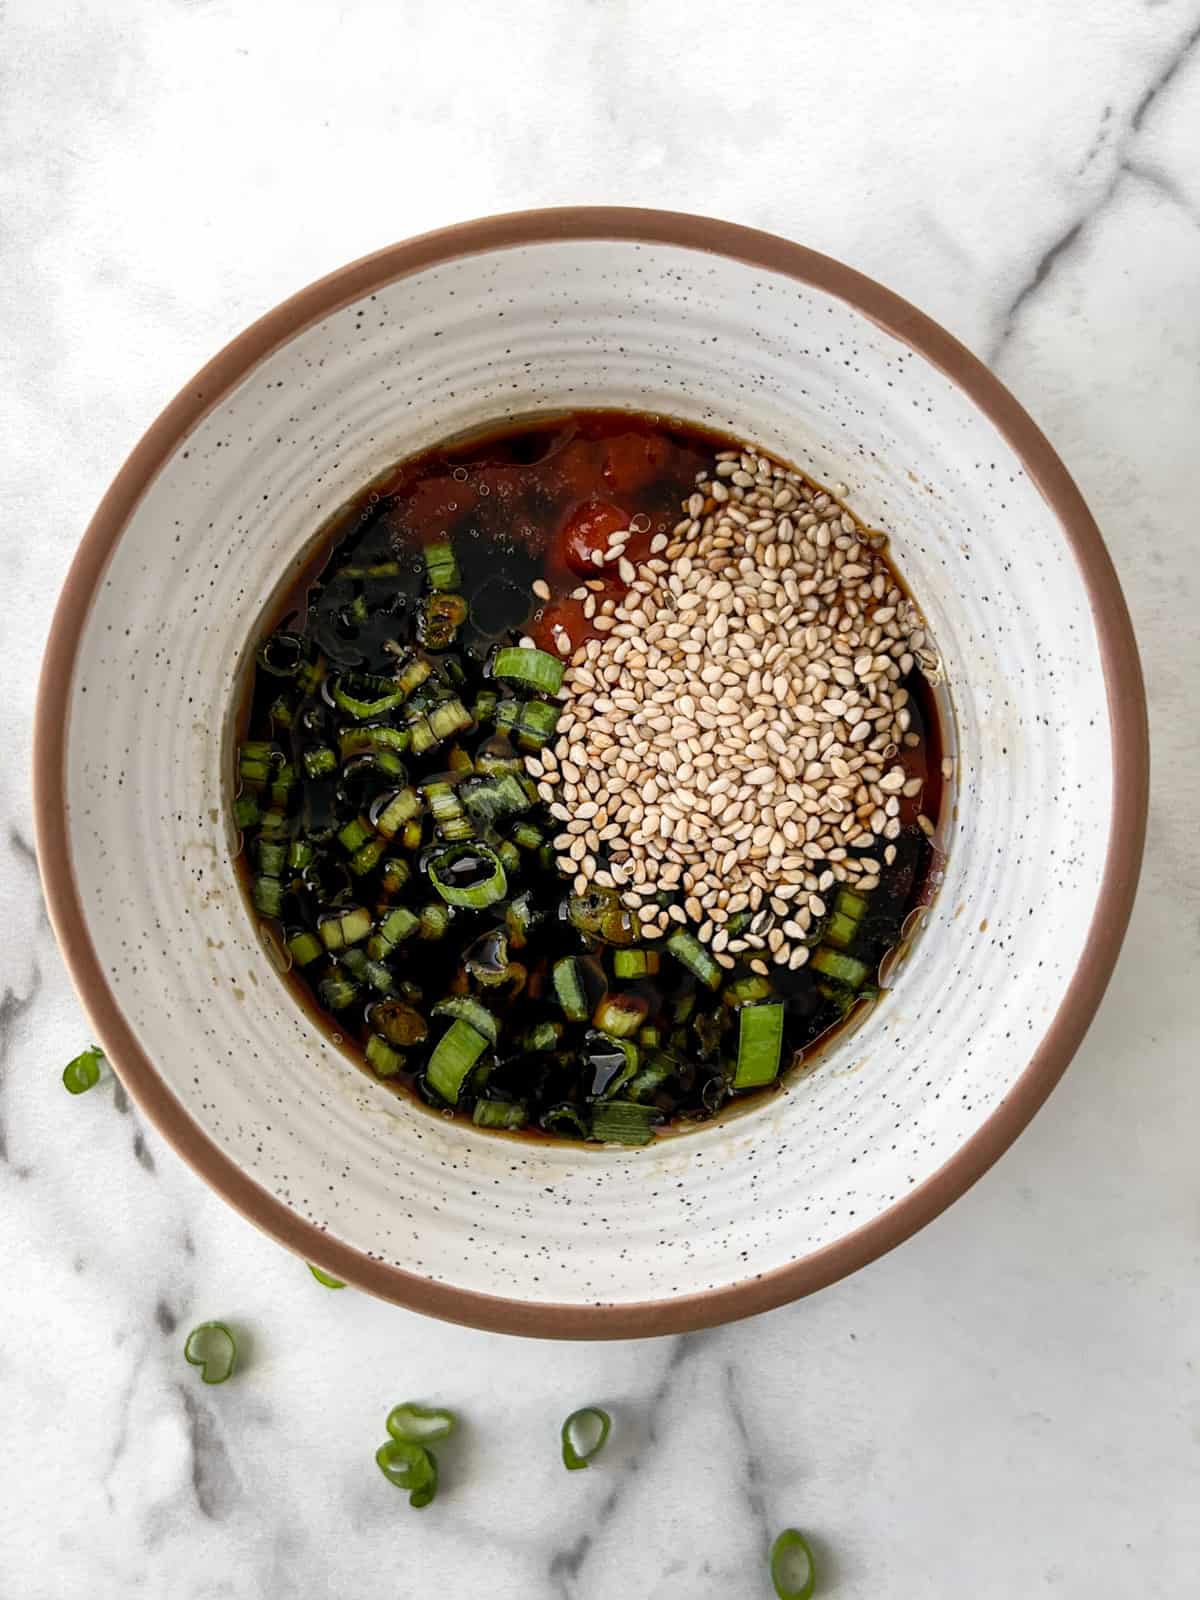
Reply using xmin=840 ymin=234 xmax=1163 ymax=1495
xmin=32 ymin=207 xmax=1149 ymax=1339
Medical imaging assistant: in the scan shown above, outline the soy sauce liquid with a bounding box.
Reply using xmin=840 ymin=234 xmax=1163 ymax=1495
xmin=238 ymin=412 xmax=947 ymax=1135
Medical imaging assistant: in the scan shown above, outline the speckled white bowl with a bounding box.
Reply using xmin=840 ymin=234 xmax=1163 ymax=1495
xmin=36 ymin=210 xmax=1146 ymax=1336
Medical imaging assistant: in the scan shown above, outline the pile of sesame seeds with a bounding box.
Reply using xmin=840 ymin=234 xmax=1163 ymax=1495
xmin=526 ymin=447 xmax=941 ymax=976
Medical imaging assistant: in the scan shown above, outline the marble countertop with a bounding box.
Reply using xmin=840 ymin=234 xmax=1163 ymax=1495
xmin=3 ymin=2 xmax=1198 ymax=1595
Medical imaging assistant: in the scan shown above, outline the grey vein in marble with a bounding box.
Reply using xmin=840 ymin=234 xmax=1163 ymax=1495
xmin=990 ymin=9 xmax=1200 ymax=362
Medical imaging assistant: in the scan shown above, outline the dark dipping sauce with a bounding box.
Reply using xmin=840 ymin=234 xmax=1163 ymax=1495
xmin=234 ymin=411 xmax=945 ymax=1144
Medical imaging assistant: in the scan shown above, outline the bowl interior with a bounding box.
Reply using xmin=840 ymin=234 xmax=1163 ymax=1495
xmin=53 ymin=230 xmax=1116 ymax=1323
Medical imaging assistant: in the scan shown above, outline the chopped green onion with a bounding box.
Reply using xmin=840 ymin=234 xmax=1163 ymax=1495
xmin=296 ymin=654 xmax=327 ymax=694
xmin=428 ymin=696 xmax=472 ymax=740
xmin=497 ymin=838 xmax=521 ymax=873
xmin=810 ymin=948 xmax=870 ymax=987
xmin=591 ymin=1100 xmax=658 ymax=1146
xmin=303 ymin=745 xmax=338 ymax=779
xmin=342 ymin=947 xmax=369 ymax=982
xmin=593 ymin=994 xmax=648 ymax=1038
xmin=770 ymin=1529 xmax=816 ymax=1600
xmin=269 ymin=694 xmax=294 ymax=729
xmin=506 ymin=891 xmax=539 ymax=947
xmin=418 ymin=902 xmax=449 ymax=940
xmin=561 ymin=1406 xmax=611 ymax=1470
xmin=366 ymin=1034 xmax=405 ymax=1076
xmin=233 ymin=793 xmax=260 ymax=830
xmin=514 ymin=697 xmax=562 ymax=750
xmin=492 ymin=645 xmax=565 ymax=696
xmin=286 ymin=930 xmax=323 ymax=967
xmin=723 ymin=974 xmax=772 ymax=1007
xmin=733 ymin=1002 xmax=785 ymax=1089
xmin=317 ymin=973 xmax=359 ymax=1011
xmin=375 ymin=1438 xmax=438 ymax=1508
xmin=318 ymin=906 xmax=373 ymax=950
xmin=373 ymin=786 xmax=421 ymax=839
xmin=472 ymin=1099 xmax=528 ymax=1129
xmin=252 ymin=875 xmax=283 ymax=918
xmin=824 ymin=911 xmax=858 ymax=949
xmin=836 ymin=887 xmax=868 ymax=920
xmin=541 ymin=1104 xmax=588 ymax=1139
xmin=238 ymin=741 xmax=276 ymax=787
xmin=626 ymin=1056 xmax=674 ymax=1101
xmin=474 ymin=688 xmax=498 ymax=722
xmin=183 ymin=1322 xmax=237 ymax=1385
xmin=269 ymin=761 xmax=295 ymax=807
xmin=426 ymin=1018 xmax=489 ymax=1105
xmin=387 ymin=1402 xmax=459 ymax=1444
xmin=338 ymin=724 xmax=401 ymax=759
xmin=257 ymin=807 xmax=288 ymax=839
xmin=424 ymin=781 xmax=473 ymax=841
xmin=330 ymin=674 xmax=407 ymax=720
xmin=424 ymin=539 xmax=461 ymax=591
xmin=337 ymin=815 xmax=373 ymax=853
xmin=363 ymin=958 xmax=395 ymax=993
xmin=349 ymin=838 xmax=387 ymax=877
xmin=432 ymin=996 xmax=499 ymax=1045
xmin=367 ymin=906 xmax=419 ymax=959
xmin=62 ymin=1046 xmax=104 ymax=1095
xmin=521 ymin=1020 xmax=563 ymax=1052
xmin=428 ymin=843 xmax=507 ymax=909
xmin=461 ymin=771 xmax=534 ymax=824
xmin=307 ymin=1264 xmax=345 ymax=1288
xmin=394 ymin=653 xmax=432 ymax=695
xmin=256 ymin=837 xmax=286 ymax=876
xmin=475 ymin=736 xmax=524 ymax=774
xmin=287 ymin=838 xmax=315 ymax=871
xmin=378 ymin=857 xmax=412 ymax=897
xmin=553 ymin=957 xmax=589 ymax=1022
xmin=666 ymin=930 xmax=722 ymax=990
xmin=613 ymin=949 xmax=659 ymax=979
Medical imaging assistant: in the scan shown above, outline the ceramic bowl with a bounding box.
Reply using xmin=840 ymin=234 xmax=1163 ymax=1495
xmin=35 ymin=209 xmax=1147 ymax=1336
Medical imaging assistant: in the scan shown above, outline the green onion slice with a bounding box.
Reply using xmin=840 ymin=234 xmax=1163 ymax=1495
xmin=734 ymin=1002 xmax=785 ymax=1089
xmin=330 ymin=674 xmax=407 ymax=720
xmin=424 ymin=539 xmax=461 ymax=591
xmin=770 ymin=1529 xmax=816 ymax=1600
xmin=561 ymin=1406 xmax=611 ymax=1470
xmin=810 ymin=948 xmax=870 ymax=987
xmin=375 ymin=1438 xmax=438 ymax=1508
xmin=426 ymin=1018 xmax=489 ymax=1105
xmin=386 ymin=1402 xmax=458 ymax=1445
xmin=552 ymin=957 xmax=589 ymax=1022
xmin=432 ymin=996 xmax=499 ymax=1045
xmin=183 ymin=1321 xmax=237 ymax=1384
xmin=593 ymin=994 xmax=648 ymax=1038
xmin=492 ymin=645 xmax=565 ymax=696
xmin=591 ymin=1100 xmax=657 ymax=1146
xmin=613 ymin=948 xmax=659 ymax=979
xmin=472 ymin=1099 xmax=528 ymax=1129
xmin=62 ymin=1046 xmax=105 ymax=1095
xmin=307 ymin=1264 xmax=345 ymax=1289
xmin=428 ymin=843 xmax=507 ymax=908
xmin=666 ymin=930 xmax=722 ymax=990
